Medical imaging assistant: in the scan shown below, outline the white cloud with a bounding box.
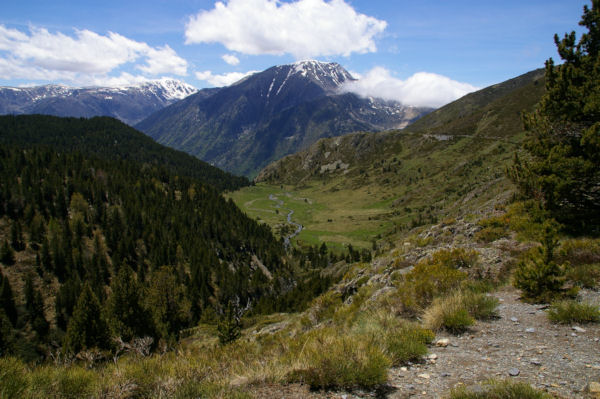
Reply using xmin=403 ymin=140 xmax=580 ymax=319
xmin=185 ymin=0 xmax=387 ymax=59
xmin=0 ymin=24 xmax=188 ymax=86
xmin=222 ymin=54 xmax=240 ymax=65
xmin=195 ymin=70 xmax=258 ymax=86
xmin=340 ymin=67 xmax=479 ymax=108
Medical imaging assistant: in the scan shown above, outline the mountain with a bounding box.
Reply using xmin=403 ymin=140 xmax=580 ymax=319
xmin=0 ymin=79 xmax=198 ymax=126
xmin=257 ymin=68 xmax=545 ymax=185
xmin=0 ymin=114 xmax=249 ymax=192
xmin=136 ymin=60 xmax=431 ymax=177
xmin=242 ymin=69 xmax=545 ymax=250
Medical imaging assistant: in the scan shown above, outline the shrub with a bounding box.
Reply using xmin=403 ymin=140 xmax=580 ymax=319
xmin=566 ymin=263 xmax=600 ymax=289
xmin=547 ymin=300 xmax=600 ymax=324
xmin=443 ymin=308 xmax=474 ymax=334
xmin=558 ymin=238 xmax=600 ymax=265
xmin=384 ymin=325 xmax=434 ymax=365
xmin=462 ymin=292 xmax=499 ymax=320
xmin=397 ymin=250 xmax=469 ymax=314
xmin=450 ymin=379 xmax=553 ymax=399
xmin=475 ymin=215 xmax=510 ymax=242
xmin=288 ymin=328 xmax=391 ymax=389
xmin=423 ymin=291 xmax=497 ymax=334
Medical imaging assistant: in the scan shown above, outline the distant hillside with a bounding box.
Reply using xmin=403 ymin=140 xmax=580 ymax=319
xmin=257 ymin=69 xmax=545 ymax=186
xmin=235 ymin=69 xmax=546 ymax=250
xmin=136 ymin=60 xmax=430 ymax=177
xmin=0 ymin=115 xmax=249 ymax=192
xmin=0 ymin=79 xmax=199 ymax=126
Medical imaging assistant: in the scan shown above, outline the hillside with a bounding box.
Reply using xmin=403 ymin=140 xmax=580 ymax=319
xmin=0 ymin=119 xmax=290 ymax=360
xmin=0 ymin=115 xmax=249 ymax=192
xmin=231 ymin=69 xmax=545 ymax=251
xmin=0 ymin=79 xmax=198 ymax=126
xmin=136 ymin=60 xmax=430 ymax=177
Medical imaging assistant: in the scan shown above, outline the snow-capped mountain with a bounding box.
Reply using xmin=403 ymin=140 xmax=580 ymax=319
xmin=136 ymin=60 xmax=431 ymax=177
xmin=0 ymin=79 xmax=198 ymax=126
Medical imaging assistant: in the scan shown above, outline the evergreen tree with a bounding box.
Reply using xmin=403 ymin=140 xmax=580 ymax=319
xmin=55 ymin=278 xmax=81 ymax=331
xmin=510 ymin=1 xmax=600 ymax=232
xmin=145 ymin=266 xmax=191 ymax=343
xmin=0 ymin=273 xmax=18 ymax=325
xmin=63 ymin=283 xmax=111 ymax=354
xmin=10 ymin=220 xmax=25 ymax=251
xmin=0 ymin=240 xmax=15 ymax=265
xmin=105 ymin=265 xmax=153 ymax=342
xmin=24 ymin=275 xmax=49 ymax=337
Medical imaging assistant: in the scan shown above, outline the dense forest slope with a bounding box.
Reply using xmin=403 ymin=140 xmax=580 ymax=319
xmin=0 ymin=116 xmax=287 ymax=360
xmin=0 ymin=115 xmax=249 ymax=192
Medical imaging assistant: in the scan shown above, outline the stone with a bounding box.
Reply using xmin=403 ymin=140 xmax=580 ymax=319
xmin=526 ymin=328 xmax=535 ymax=333
xmin=572 ymin=326 xmax=587 ymax=333
xmin=418 ymin=373 xmax=431 ymax=380
xmin=508 ymin=368 xmax=520 ymax=377
xmin=530 ymin=358 xmax=542 ymax=366
xmin=428 ymin=354 xmax=438 ymax=360
xmin=510 ymin=317 xmax=518 ymax=322
xmin=586 ymin=381 xmax=600 ymax=397
xmin=435 ymin=338 xmax=449 ymax=347
xmin=441 ymin=372 xmax=451 ymax=377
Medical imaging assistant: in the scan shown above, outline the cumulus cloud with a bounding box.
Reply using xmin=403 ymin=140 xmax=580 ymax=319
xmin=341 ymin=67 xmax=479 ymax=108
xmin=185 ymin=0 xmax=387 ymax=59
xmin=0 ymin=24 xmax=188 ymax=86
xmin=195 ymin=70 xmax=257 ymax=86
xmin=222 ymin=54 xmax=240 ymax=65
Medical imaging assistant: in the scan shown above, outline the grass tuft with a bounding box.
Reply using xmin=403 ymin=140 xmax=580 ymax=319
xmin=547 ymin=300 xmax=600 ymax=324
xmin=450 ymin=379 xmax=553 ymax=399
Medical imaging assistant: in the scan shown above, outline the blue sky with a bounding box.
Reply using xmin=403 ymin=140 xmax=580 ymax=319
xmin=0 ymin=0 xmax=588 ymax=106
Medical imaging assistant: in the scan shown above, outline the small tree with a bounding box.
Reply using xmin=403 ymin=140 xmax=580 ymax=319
xmin=216 ymin=297 xmax=249 ymax=345
xmin=513 ymin=221 xmax=568 ymax=303
xmin=63 ymin=283 xmax=111 ymax=354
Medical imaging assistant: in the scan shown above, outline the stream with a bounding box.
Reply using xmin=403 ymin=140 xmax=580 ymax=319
xmin=269 ymin=194 xmax=303 ymax=249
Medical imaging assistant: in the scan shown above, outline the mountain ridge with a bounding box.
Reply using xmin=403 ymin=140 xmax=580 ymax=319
xmin=0 ymin=79 xmax=198 ymax=126
xmin=136 ymin=60 xmax=430 ymax=177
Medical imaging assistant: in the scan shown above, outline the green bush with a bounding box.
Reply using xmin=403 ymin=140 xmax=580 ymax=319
xmin=547 ymin=300 xmax=600 ymax=324
xmin=558 ymin=238 xmax=600 ymax=266
xmin=384 ymin=325 xmax=434 ymax=365
xmin=450 ymin=379 xmax=553 ymax=399
xmin=442 ymin=308 xmax=474 ymax=334
xmin=566 ymin=263 xmax=600 ymax=289
xmin=475 ymin=215 xmax=510 ymax=242
xmin=397 ymin=249 xmax=469 ymax=314
xmin=462 ymin=292 xmax=499 ymax=320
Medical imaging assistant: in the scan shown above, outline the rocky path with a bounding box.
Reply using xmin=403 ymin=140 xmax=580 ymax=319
xmin=251 ymin=287 xmax=600 ymax=398
xmin=385 ymin=287 xmax=600 ymax=398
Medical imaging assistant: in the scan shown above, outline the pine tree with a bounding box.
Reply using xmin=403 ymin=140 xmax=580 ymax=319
xmin=24 ymin=275 xmax=49 ymax=337
xmin=510 ymin=1 xmax=600 ymax=232
xmin=0 ymin=273 xmax=18 ymax=325
xmin=0 ymin=240 xmax=15 ymax=266
xmin=10 ymin=221 xmax=25 ymax=251
xmin=63 ymin=283 xmax=111 ymax=354
xmin=104 ymin=265 xmax=153 ymax=342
